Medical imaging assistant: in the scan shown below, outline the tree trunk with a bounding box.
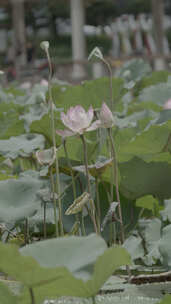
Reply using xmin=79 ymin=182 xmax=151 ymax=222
xmin=10 ymin=0 xmax=27 ymax=78
xmin=70 ymin=0 xmax=87 ymax=80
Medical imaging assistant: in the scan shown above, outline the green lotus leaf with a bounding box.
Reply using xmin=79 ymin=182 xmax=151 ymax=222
xmin=134 ymin=70 xmax=171 ymax=96
xmin=136 ymin=195 xmax=159 ymax=212
xmin=20 ymin=234 xmax=107 ymax=280
xmin=0 ymin=241 xmax=72 ymax=288
xmin=19 ymin=236 xmax=130 ymax=301
xmin=159 ymin=295 xmax=171 ymax=304
xmin=65 ymin=192 xmax=90 ymax=215
xmin=0 ymin=282 xmax=19 ymax=304
xmin=30 ymin=113 xmax=62 ymax=146
xmin=156 ymin=109 xmax=171 ymax=125
xmin=0 ymin=134 xmax=45 ymax=159
xmin=123 ymin=234 xmax=144 ymax=261
xmin=0 ymin=176 xmax=43 ymax=222
xmin=51 ymin=77 xmax=126 ymax=111
xmin=119 ymin=124 xmax=170 ymax=156
xmin=138 ymin=218 xmax=162 ymax=266
xmin=119 ymin=157 xmax=171 ymax=200
xmin=0 ymin=102 xmax=25 ymax=139
xmin=139 ymin=82 xmax=171 ymax=105
xmin=116 ymin=58 xmax=151 ymax=83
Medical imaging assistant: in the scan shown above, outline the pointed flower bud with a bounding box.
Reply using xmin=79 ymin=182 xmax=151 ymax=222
xmin=163 ymin=99 xmax=171 ymax=110
xmin=99 ymin=102 xmax=114 ymax=128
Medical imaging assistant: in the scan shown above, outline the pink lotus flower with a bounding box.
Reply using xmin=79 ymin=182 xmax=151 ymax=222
xmin=163 ymin=99 xmax=171 ymax=110
xmin=56 ymin=105 xmax=100 ymax=137
xmin=99 ymin=103 xmax=114 ymax=128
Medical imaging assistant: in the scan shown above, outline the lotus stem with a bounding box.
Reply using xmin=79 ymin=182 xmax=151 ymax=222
xmin=107 ymin=127 xmax=131 ymax=280
xmin=50 ymin=167 xmax=59 ymax=237
xmin=29 ymin=287 xmax=35 ymax=304
xmin=101 ymin=58 xmax=113 ymax=111
xmin=45 ymin=47 xmax=64 ymax=236
xmin=24 ymin=218 xmax=29 ymax=245
xmin=107 ymin=128 xmax=124 ymax=243
xmin=80 ymin=134 xmax=98 ymax=234
xmin=95 ymin=177 xmax=101 ymax=234
xmin=63 ymin=139 xmax=77 ymax=200
xmin=63 ymin=139 xmax=80 ymax=235
xmin=43 ymin=202 xmax=47 ymax=239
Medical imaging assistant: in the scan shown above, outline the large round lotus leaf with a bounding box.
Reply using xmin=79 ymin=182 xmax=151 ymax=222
xmin=134 ymin=70 xmax=170 ymax=96
xmin=20 ymin=233 xmax=107 ymax=280
xmin=156 ymin=110 xmax=171 ymax=125
xmin=138 ymin=82 xmax=171 ymax=105
xmin=115 ymin=59 xmax=151 ymax=83
xmin=0 ymin=240 xmax=130 ymax=301
xmin=0 ymin=133 xmax=45 ymax=159
xmin=0 ymin=102 xmax=25 ymax=139
xmin=51 ymin=77 xmax=125 ymax=111
xmin=0 ymin=176 xmax=43 ymax=223
xmin=119 ymin=157 xmax=171 ymax=200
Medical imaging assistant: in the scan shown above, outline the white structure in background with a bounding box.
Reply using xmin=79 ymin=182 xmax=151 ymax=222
xmin=139 ymin=14 xmax=157 ymax=55
xmin=110 ymin=14 xmax=170 ymax=62
xmin=10 ymin=0 xmax=27 ymax=78
xmin=70 ymin=0 xmax=86 ymax=79
xmin=117 ymin=16 xmax=132 ymax=56
xmin=128 ymin=15 xmax=144 ymax=54
xmin=111 ymin=19 xmax=120 ymax=58
xmin=0 ymin=30 xmax=7 ymax=52
xmin=0 ymin=8 xmax=8 ymax=53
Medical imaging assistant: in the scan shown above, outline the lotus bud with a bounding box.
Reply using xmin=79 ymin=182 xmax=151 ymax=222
xmin=99 ymin=102 xmax=114 ymax=128
xmin=163 ymin=99 xmax=171 ymax=110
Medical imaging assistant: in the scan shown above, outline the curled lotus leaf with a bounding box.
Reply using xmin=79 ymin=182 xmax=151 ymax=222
xmin=101 ymin=202 xmax=119 ymax=231
xmin=65 ymin=192 xmax=90 ymax=215
xmin=36 ymin=147 xmax=56 ymax=166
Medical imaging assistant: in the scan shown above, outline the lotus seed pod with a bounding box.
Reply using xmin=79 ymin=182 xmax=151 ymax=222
xmin=40 ymin=41 xmax=49 ymax=52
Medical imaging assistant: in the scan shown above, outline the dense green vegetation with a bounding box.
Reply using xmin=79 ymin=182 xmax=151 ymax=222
xmin=1 ymin=57 xmax=171 ymax=303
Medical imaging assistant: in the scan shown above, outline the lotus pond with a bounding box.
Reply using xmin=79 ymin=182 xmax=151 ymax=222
xmin=0 ymin=49 xmax=171 ymax=304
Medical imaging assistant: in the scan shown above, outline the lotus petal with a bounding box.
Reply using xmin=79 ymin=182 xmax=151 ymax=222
xmin=56 ymin=129 xmax=75 ymax=138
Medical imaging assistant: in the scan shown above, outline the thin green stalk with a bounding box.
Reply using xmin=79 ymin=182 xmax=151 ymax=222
xmin=43 ymin=202 xmax=47 ymax=239
xmin=24 ymin=218 xmax=29 ymax=245
xmin=45 ymin=47 xmax=64 ymax=236
xmin=102 ymin=58 xmax=113 ymax=111
xmin=80 ymin=134 xmax=98 ymax=234
xmin=107 ymin=128 xmax=131 ymax=280
xmin=63 ymin=139 xmax=80 ymax=235
xmin=29 ymin=287 xmax=35 ymax=304
xmin=107 ymin=128 xmax=124 ymax=243
xmin=50 ymin=167 xmax=59 ymax=237
xmin=81 ymin=212 xmax=86 ymax=236
xmin=95 ymin=177 xmax=101 ymax=234
xmin=63 ymin=139 xmax=77 ymax=200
